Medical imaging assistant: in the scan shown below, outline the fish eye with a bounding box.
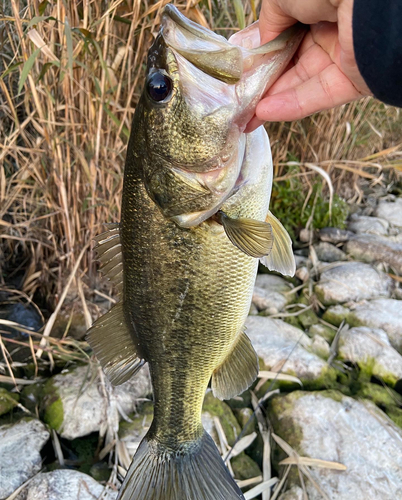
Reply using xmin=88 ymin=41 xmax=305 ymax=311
xmin=147 ymin=71 xmax=173 ymax=102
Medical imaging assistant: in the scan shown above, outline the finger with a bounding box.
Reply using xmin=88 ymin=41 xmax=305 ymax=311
xmin=268 ymin=42 xmax=333 ymax=96
xmin=244 ymin=115 xmax=264 ymax=133
xmin=259 ymin=0 xmax=338 ymax=44
xmin=256 ymin=63 xmax=363 ymax=122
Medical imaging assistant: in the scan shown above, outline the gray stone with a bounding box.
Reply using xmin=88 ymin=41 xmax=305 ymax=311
xmin=348 ymin=213 xmax=389 ymax=236
xmin=315 ymin=262 xmax=392 ymax=306
xmin=252 ymin=274 xmax=293 ymax=315
xmin=346 ymin=234 xmax=402 ymax=274
xmin=0 ymin=418 xmax=49 ymax=499
xmin=245 ymin=316 xmax=336 ymax=386
xmin=324 ymin=299 xmax=402 ymax=351
xmin=15 ymin=470 xmax=117 ymax=500
xmin=338 ymin=326 xmax=402 ymax=386
xmin=278 ymin=486 xmax=304 ymax=500
xmin=313 ymin=242 xmax=347 ymax=262
xmin=42 ymin=363 xmax=151 ymax=440
xmin=319 ymin=227 xmax=354 ymax=244
xmin=299 ymin=228 xmax=314 ymax=243
xmin=269 ymin=391 xmax=402 ymax=500
xmin=375 ymin=198 xmax=402 ymax=228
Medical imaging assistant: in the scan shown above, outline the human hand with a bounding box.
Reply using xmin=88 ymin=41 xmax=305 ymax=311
xmin=246 ymin=0 xmax=372 ymax=131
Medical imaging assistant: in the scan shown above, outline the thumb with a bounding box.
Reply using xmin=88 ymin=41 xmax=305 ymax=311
xmin=259 ymin=1 xmax=297 ymax=43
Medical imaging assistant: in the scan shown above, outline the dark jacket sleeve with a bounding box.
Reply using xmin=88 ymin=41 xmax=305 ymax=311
xmin=353 ymin=0 xmax=402 ymax=107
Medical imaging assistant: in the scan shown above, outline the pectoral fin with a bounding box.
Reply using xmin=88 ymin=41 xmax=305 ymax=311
xmin=218 ymin=211 xmax=273 ymax=258
xmin=212 ymin=330 xmax=258 ymax=400
xmin=87 ymin=302 xmax=145 ymax=386
xmin=260 ymin=210 xmax=296 ymax=276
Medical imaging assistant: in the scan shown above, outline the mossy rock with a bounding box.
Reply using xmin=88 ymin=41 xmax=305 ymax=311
xmin=202 ymin=391 xmax=241 ymax=446
xmin=232 ymin=453 xmax=261 ymax=480
xmin=21 ymin=382 xmax=43 ymax=413
xmin=386 ymin=407 xmax=402 ymax=429
xmin=0 ymin=388 xmax=19 ymax=416
xmin=233 ymin=407 xmax=256 ymax=436
xmin=322 ymin=306 xmax=351 ymax=327
xmin=119 ymin=401 xmax=154 ymax=440
xmin=297 ymin=296 xmax=319 ymax=329
xmin=283 ymin=316 xmax=303 ymax=330
xmin=90 ymin=461 xmax=111 ymax=482
xmin=41 ymin=379 xmax=64 ymax=432
xmin=308 ymin=323 xmax=336 ymax=343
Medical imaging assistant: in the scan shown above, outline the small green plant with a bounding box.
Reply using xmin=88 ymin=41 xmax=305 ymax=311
xmin=270 ymin=166 xmax=349 ymax=241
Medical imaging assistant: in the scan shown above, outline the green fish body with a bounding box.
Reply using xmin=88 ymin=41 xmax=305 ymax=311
xmin=88 ymin=6 xmax=304 ymax=499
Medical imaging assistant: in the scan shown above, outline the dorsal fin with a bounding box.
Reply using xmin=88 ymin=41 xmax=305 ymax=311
xmin=93 ymin=224 xmax=123 ymax=293
xmin=87 ymin=301 xmax=145 ymax=385
xmin=88 ymin=224 xmax=145 ymax=385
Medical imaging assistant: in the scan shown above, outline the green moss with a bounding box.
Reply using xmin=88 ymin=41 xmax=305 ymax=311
xmin=42 ymin=380 xmax=64 ymax=431
xmin=322 ymin=305 xmax=350 ymax=326
xmin=283 ymin=316 xmax=303 ymax=329
xmin=297 ymin=296 xmax=319 ymax=329
xmin=233 ymin=407 xmax=256 ymax=436
xmin=386 ymin=407 xmax=402 ymax=429
xmin=308 ymin=324 xmax=336 ymax=343
xmin=202 ymin=391 xmax=241 ymax=446
xmin=232 ymin=453 xmax=261 ymax=480
xmin=270 ymin=166 xmax=349 ymax=241
xmin=358 ymin=382 xmax=402 ymax=408
xmin=0 ymin=388 xmax=19 ymax=416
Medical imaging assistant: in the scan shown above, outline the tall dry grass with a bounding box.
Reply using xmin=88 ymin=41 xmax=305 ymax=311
xmin=0 ymin=0 xmax=401 ymax=305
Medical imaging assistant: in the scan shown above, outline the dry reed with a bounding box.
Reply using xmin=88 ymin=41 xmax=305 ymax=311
xmin=0 ymin=0 xmax=401 ymax=306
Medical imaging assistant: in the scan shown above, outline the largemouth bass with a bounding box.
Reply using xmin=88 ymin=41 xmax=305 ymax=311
xmin=88 ymin=6 xmax=304 ymax=499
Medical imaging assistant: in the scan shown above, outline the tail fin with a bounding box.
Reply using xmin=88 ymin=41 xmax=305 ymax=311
xmin=117 ymin=431 xmax=245 ymax=500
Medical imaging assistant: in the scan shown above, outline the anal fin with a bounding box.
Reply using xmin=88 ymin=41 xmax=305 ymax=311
xmin=260 ymin=210 xmax=296 ymax=277
xmin=212 ymin=330 xmax=258 ymax=401
xmin=218 ymin=211 xmax=273 ymax=258
xmin=87 ymin=301 xmax=145 ymax=385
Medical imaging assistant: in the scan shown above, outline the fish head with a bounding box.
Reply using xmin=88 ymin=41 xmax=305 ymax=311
xmin=138 ymin=5 xmax=305 ymax=227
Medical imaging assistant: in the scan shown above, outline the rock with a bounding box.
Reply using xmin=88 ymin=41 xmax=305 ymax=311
xmin=246 ymin=316 xmax=336 ymax=388
xmin=278 ymin=486 xmax=304 ymax=500
xmin=0 ymin=303 xmax=43 ymax=337
xmin=338 ymin=326 xmax=402 ymax=386
xmin=308 ymin=323 xmax=336 ymax=344
xmin=324 ymin=299 xmax=402 ymax=352
xmin=348 ymin=214 xmax=389 ymax=236
xmin=0 ymin=418 xmax=49 ymax=499
xmin=345 ymin=234 xmax=402 ymax=275
xmin=375 ymin=197 xmax=402 ymax=228
xmin=269 ymin=391 xmax=402 ymax=500
xmin=319 ymin=227 xmax=354 ymax=244
xmin=313 ymin=242 xmax=347 ymax=262
xmin=299 ymin=228 xmax=314 ymax=243
xmin=315 ymin=262 xmax=392 ymax=306
xmin=252 ymin=274 xmax=294 ymax=314
xmin=42 ymin=363 xmax=151 ymax=440
xmin=15 ymin=470 xmax=117 ymax=500
xmin=310 ymin=334 xmax=330 ymax=359
xmin=0 ymin=388 xmax=19 ymax=416
xmin=295 ymin=266 xmax=309 ymax=282
xmin=118 ymin=402 xmax=153 ymax=458
xmin=202 ymin=391 xmax=241 ymax=446
xmin=231 ymin=453 xmax=261 ymax=481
